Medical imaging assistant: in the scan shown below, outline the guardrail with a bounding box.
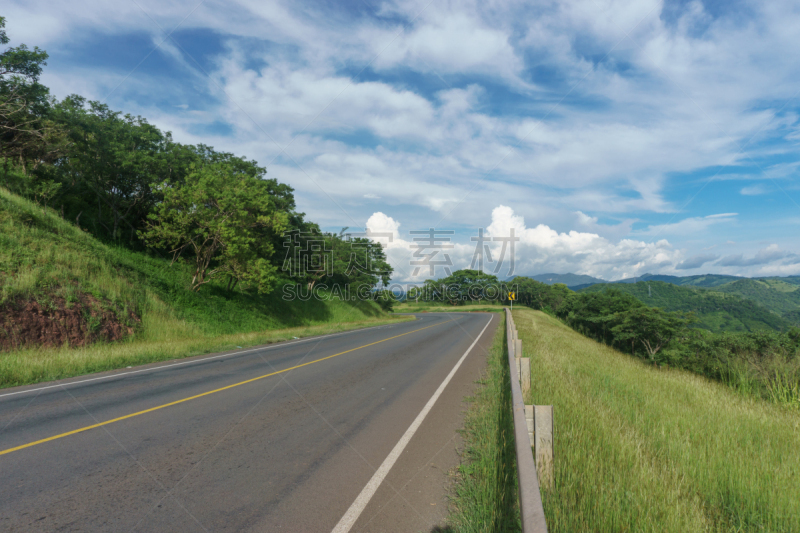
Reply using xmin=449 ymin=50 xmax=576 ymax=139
xmin=505 ymin=308 xmax=550 ymax=533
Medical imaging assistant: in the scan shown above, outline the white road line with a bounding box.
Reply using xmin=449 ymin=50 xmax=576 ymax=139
xmin=331 ymin=314 xmax=494 ymax=533
xmin=0 ymin=320 xmax=417 ymax=400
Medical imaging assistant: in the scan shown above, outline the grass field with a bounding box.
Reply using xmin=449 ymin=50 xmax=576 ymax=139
xmin=514 ymin=308 xmax=800 ymax=532
xmin=447 ymin=312 xmax=521 ymax=533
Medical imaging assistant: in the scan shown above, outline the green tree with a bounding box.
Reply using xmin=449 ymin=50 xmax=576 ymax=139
xmin=407 ymin=285 xmax=423 ymax=303
xmin=373 ymin=288 xmax=397 ymax=311
xmin=560 ymin=288 xmax=643 ymax=344
xmin=0 ymin=16 xmax=64 ymax=175
xmin=611 ymin=307 xmax=693 ymax=363
xmin=50 ymin=96 xmax=167 ymax=242
xmin=434 ymin=269 xmax=501 ymax=305
xmin=281 ymin=228 xmax=392 ymax=292
xmin=510 ymin=276 xmax=574 ymax=314
xmin=141 ymin=161 xmax=289 ymax=292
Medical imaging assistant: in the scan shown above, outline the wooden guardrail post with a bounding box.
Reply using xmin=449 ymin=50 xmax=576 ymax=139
xmin=534 ymin=405 xmax=554 ymax=490
xmin=525 ymin=405 xmax=534 ymax=446
xmin=520 ymin=358 xmax=531 ymax=397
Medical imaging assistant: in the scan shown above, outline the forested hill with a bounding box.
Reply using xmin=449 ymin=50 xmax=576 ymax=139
xmin=713 ymin=278 xmax=800 ymax=318
xmin=577 ymin=281 xmax=793 ymax=332
xmin=615 ymin=273 xmax=743 ymax=287
xmin=528 ymin=273 xmax=605 ymax=287
xmin=570 ymin=273 xmax=743 ymax=290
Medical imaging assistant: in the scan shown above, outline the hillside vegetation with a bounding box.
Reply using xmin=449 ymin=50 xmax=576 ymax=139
xmin=618 ymin=273 xmax=743 ymax=288
xmin=516 ymin=308 xmax=800 ymax=532
xmin=714 ymin=278 xmax=800 ymax=321
xmin=507 ymin=277 xmax=800 ymax=405
xmin=0 ymin=187 xmax=406 ymax=387
xmin=0 ymin=16 xmax=406 ymax=386
xmin=578 ymin=280 xmax=793 ymax=332
xmin=576 ymin=274 xmax=800 ymax=326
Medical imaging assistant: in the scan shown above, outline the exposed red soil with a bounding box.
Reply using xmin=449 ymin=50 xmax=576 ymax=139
xmin=0 ymin=294 xmax=139 ymax=351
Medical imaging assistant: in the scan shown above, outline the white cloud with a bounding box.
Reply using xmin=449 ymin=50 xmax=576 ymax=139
xmin=369 ymin=206 xmax=687 ymax=282
xmin=8 ymin=0 xmax=800 ymax=275
xmin=575 ymin=211 xmax=598 ymax=226
xmin=717 ymin=244 xmax=797 ymax=267
xmin=483 ymin=205 xmax=682 ymax=280
xmin=676 ymin=253 xmax=720 ymax=270
xmin=740 ymin=184 xmax=769 ymax=195
xmin=369 ymin=14 xmax=523 ymax=81
xmin=638 ymin=213 xmax=738 ymax=237
xmin=365 ymin=211 xmax=400 ymax=242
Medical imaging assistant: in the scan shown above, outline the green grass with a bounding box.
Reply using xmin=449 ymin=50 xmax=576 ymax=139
xmin=447 ymin=313 xmax=521 ymax=532
xmin=0 ymin=186 xmax=412 ymax=387
xmin=0 ymin=186 xmax=393 ymax=335
xmin=514 ymin=308 xmax=800 ymax=532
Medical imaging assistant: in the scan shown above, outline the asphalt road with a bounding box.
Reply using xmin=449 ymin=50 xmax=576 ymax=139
xmin=0 ymin=312 xmax=498 ymax=532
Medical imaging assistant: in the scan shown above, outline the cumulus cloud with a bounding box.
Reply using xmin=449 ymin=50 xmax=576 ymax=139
xmin=369 ymin=14 xmax=522 ymax=80
xmin=365 ymin=211 xmax=401 ymax=242
xmin=368 ymin=206 xmax=686 ymax=282
xmin=483 ymin=206 xmax=683 ymax=280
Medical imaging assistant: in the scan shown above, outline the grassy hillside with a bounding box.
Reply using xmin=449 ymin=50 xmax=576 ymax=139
xmin=578 ymin=280 xmax=792 ymax=332
xmin=515 ymin=308 xmax=800 ymax=532
xmin=0 ymin=187 xmax=408 ymax=386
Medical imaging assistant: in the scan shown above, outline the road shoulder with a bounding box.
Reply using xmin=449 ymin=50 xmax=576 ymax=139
xmin=348 ymin=313 xmax=500 ymax=533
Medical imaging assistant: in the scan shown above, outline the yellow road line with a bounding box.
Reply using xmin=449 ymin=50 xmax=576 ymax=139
xmin=0 ymin=321 xmax=445 ymax=457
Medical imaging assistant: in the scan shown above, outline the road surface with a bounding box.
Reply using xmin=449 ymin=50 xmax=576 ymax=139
xmin=0 ymin=312 xmax=498 ymax=532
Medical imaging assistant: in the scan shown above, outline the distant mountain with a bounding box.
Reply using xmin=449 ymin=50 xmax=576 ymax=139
xmin=609 ymin=273 xmax=743 ymax=287
xmin=528 ymin=273 xmax=606 ymax=288
xmin=577 ymin=281 xmax=794 ymax=333
xmin=571 ymin=273 xmax=744 ymax=291
xmin=573 ymin=274 xmax=800 ymax=326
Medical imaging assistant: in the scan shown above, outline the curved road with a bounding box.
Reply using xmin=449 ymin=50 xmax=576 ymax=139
xmin=0 ymin=312 xmax=498 ymax=532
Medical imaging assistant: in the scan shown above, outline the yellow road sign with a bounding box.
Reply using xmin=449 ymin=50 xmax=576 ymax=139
xmin=508 ymin=292 xmax=515 ymax=300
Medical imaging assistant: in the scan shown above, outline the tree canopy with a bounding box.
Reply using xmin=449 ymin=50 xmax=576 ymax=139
xmin=0 ymin=16 xmax=62 ymax=174
xmin=141 ymin=161 xmax=290 ymax=292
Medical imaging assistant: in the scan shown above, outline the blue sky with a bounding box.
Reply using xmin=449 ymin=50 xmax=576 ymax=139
xmin=4 ymin=0 xmax=800 ymax=281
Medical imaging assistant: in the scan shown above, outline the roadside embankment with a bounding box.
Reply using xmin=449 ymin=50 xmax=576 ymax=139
xmin=515 ymin=308 xmax=800 ymax=532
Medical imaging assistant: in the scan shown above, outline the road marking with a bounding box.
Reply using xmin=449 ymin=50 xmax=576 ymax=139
xmin=0 ymin=321 xmax=415 ymax=400
xmin=331 ymin=315 xmax=494 ymax=533
xmin=0 ymin=321 xmax=446 ymax=457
